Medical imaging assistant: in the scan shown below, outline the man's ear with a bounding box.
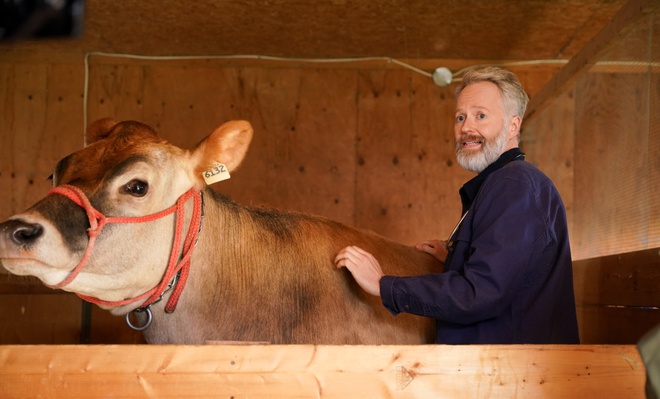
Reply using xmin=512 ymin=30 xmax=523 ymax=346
xmin=508 ymin=115 xmax=522 ymax=139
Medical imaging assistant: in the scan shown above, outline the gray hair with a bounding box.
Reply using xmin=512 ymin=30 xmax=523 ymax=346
xmin=455 ymin=66 xmax=529 ymax=122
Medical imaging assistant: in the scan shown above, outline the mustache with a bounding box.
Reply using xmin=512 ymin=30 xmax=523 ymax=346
xmin=458 ymin=134 xmax=484 ymax=143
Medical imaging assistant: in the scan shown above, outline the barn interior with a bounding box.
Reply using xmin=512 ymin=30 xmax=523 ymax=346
xmin=0 ymin=0 xmax=658 ymax=397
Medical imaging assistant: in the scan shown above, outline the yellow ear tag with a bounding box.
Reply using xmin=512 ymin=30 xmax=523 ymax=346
xmin=203 ymin=163 xmax=231 ymax=185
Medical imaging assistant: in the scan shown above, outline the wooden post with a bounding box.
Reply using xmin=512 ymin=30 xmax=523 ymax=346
xmin=0 ymin=344 xmax=645 ymax=398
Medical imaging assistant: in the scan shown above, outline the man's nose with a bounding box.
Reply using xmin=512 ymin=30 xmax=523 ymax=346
xmin=460 ymin=116 xmax=475 ymax=133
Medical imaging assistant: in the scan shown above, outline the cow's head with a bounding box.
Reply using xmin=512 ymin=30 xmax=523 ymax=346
xmin=0 ymin=119 xmax=253 ymax=314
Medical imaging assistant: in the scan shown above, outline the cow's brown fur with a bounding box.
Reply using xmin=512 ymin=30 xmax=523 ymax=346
xmin=0 ymin=119 xmax=440 ymax=344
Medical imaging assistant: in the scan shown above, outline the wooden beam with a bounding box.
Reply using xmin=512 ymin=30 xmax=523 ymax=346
xmin=524 ymin=0 xmax=658 ymax=122
xmin=0 ymin=344 xmax=645 ymax=398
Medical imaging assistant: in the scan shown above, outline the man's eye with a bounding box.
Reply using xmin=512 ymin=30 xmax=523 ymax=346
xmin=124 ymin=180 xmax=149 ymax=197
xmin=456 ymin=115 xmax=466 ymax=122
xmin=477 ymin=113 xmax=486 ymax=119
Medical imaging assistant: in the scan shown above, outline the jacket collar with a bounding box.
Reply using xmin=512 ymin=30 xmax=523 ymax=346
xmin=459 ymin=148 xmax=525 ymax=213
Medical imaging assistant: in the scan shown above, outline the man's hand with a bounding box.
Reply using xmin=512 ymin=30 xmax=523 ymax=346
xmin=334 ymin=245 xmax=383 ymax=297
xmin=415 ymin=239 xmax=448 ymax=263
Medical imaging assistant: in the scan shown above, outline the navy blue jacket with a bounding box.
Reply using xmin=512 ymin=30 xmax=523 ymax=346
xmin=380 ymin=149 xmax=580 ymax=344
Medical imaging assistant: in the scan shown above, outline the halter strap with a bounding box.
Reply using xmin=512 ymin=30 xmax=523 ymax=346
xmin=47 ymin=185 xmax=203 ymax=313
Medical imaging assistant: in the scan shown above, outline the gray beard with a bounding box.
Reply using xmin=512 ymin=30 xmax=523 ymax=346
xmin=455 ymin=126 xmax=508 ymax=173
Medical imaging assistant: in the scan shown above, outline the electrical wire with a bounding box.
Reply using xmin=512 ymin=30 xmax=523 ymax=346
xmin=83 ymin=51 xmax=437 ymax=133
xmin=83 ymin=51 xmax=659 ymax=138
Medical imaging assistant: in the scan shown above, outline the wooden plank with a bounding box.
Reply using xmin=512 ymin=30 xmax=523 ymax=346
xmin=0 ymin=1 xmax=631 ymax=63
xmin=572 ymin=248 xmax=660 ymax=344
xmin=80 ymin=55 xmax=579 ymax=249
xmin=86 ymin=63 xmax=146 ymax=129
xmin=578 ymin=305 xmax=660 ymax=345
xmin=355 ymin=69 xmax=418 ymax=244
xmin=139 ymin=63 xmax=244 ymax=147
xmin=0 ymin=62 xmax=49 ymax=219
xmin=651 ymin=31 xmax=660 ymax=250
xmin=0 ymin=344 xmax=645 ymax=398
xmin=0 ymin=62 xmax=85 ymax=220
xmin=0 ymin=295 xmax=81 ymax=344
xmin=573 ymin=248 xmax=660 ymax=307
xmin=209 ymin=67 xmax=358 ymax=224
xmin=86 ymin=63 xmax=359 ymax=225
xmin=522 ymin=7 xmax=657 ymax=261
xmin=279 ymin=68 xmax=358 ymax=224
xmin=0 ymin=62 xmax=12 ymax=220
xmin=572 ymin=72 xmax=652 ymax=259
xmin=524 ymin=0 xmax=657 ymax=121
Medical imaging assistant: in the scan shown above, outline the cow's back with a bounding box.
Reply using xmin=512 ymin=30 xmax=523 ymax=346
xmin=310 ymin=216 xmax=439 ymax=344
xmin=147 ymin=189 xmax=438 ymax=345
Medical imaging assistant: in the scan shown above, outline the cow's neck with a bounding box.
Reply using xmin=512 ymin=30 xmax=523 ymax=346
xmin=141 ymin=188 xmax=250 ymax=343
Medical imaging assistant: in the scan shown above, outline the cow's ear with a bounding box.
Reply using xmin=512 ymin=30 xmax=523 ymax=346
xmin=86 ymin=118 xmax=119 ymax=144
xmin=192 ymin=120 xmax=253 ymax=180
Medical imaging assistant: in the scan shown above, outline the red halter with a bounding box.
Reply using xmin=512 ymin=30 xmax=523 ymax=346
xmin=47 ymin=184 xmax=203 ymax=314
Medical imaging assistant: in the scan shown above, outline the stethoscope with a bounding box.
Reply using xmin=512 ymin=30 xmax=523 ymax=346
xmin=444 ymin=152 xmax=525 ymax=252
xmin=446 ymin=210 xmax=469 ymax=253
xmin=447 ymin=152 xmax=525 ymax=252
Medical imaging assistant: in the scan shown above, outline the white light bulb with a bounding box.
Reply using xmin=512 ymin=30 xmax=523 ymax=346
xmin=432 ymin=67 xmax=453 ymax=87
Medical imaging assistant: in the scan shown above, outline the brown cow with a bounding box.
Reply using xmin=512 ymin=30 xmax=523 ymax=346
xmin=0 ymin=119 xmax=439 ymax=344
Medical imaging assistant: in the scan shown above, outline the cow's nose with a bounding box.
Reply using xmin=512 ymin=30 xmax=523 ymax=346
xmin=0 ymin=220 xmax=44 ymax=245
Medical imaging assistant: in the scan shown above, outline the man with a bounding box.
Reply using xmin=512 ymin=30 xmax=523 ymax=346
xmin=335 ymin=66 xmax=580 ymax=344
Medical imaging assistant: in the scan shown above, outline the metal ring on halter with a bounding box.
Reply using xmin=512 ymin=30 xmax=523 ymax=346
xmin=125 ymin=307 xmax=153 ymax=331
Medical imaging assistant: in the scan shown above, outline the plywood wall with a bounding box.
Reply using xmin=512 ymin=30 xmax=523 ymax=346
xmin=0 ymin=56 xmax=565 ymax=344
xmin=0 ymin=55 xmax=566 ymax=244
xmin=523 ymin=11 xmax=659 ymax=260
xmin=0 ymin=62 xmax=85 ymax=215
xmin=81 ymin=58 xmax=466 ymax=245
xmin=573 ymin=247 xmax=660 ymax=344
xmin=2 ymin=51 xmax=658 ymax=345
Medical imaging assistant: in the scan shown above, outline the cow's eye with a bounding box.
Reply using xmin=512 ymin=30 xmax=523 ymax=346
xmin=124 ymin=180 xmax=148 ymax=197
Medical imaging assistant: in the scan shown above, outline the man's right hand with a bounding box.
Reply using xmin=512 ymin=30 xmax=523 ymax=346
xmin=415 ymin=239 xmax=448 ymax=263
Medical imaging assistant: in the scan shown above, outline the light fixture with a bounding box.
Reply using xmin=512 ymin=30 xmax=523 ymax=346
xmin=431 ymin=67 xmax=453 ymax=87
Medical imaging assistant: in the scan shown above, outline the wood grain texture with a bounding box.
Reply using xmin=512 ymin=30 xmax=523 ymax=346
xmin=0 ymin=1 xmax=629 ymax=63
xmin=0 ymin=63 xmax=84 ymax=221
xmin=1 ymin=7 xmax=658 ymax=345
xmin=573 ymin=248 xmax=660 ymax=307
xmin=0 ymin=344 xmax=646 ymax=398
xmin=525 ymin=0 xmax=656 ymax=120
xmin=573 ymin=248 xmax=660 ymax=344
xmin=573 ymin=72 xmax=652 ymax=259
xmin=0 ymin=295 xmax=81 ymax=344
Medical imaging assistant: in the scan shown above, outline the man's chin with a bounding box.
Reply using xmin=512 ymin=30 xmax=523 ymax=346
xmin=457 ymin=152 xmax=489 ymax=173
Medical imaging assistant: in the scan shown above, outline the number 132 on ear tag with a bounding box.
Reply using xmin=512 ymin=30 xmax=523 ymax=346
xmin=203 ymin=163 xmax=231 ymax=185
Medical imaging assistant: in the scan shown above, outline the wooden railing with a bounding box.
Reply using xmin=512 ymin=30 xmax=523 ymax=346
xmin=0 ymin=344 xmax=646 ymax=398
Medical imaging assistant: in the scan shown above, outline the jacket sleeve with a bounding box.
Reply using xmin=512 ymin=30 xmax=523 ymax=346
xmin=381 ymin=174 xmax=549 ymax=325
